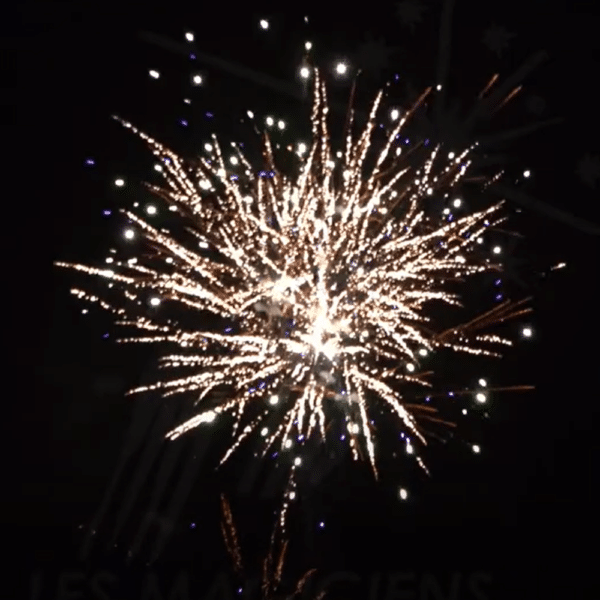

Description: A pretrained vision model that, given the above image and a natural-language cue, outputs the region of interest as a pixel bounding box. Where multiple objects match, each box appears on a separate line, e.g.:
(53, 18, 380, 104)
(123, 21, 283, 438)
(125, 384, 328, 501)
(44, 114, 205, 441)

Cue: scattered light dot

(115, 178, 125, 187)
(462, 409, 467, 415)
(476, 393, 487, 403)
(523, 170, 531, 178)
(145, 204, 157, 215)
(335, 62, 348, 75)
(277, 120, 285, 130)
(418, 348, 428, 357)
(318, 521, 325, 528)
(105, 257, 114, 264)
(198, 241, 209, 249)
(259, 19, 269, 30)
(493, 246, 502, 254)
(192, 75, 202, 85)
(436, 84, 442, 90)
(284, 439, 292, 449)
(448, 152, 455, 160)
(230, 156, 239, 165)
(153, 164, 163, 172)
(300, 66, 310, 79)
(305, 41, 312, 50)
(406, 363, 415, 372)
(399, 488, 408, 500)
(297, 143, 307, 155)
(289, 491, 296, 500)
(269, 395, 279, 405)
(390, 109, 400, 121)
(443, 208, 450, 215)
(247, 110, 254, 119)
(149, 297, 161, 307)
(204, 411, 216, 423)
(294, 457, 302, 466)
(477, 237, 484, 244)
(478, 378, 487, 387)
(260, 427, 268, 436)
(406, 443, 413, 454)
(452, 198, 462, 208)
(204, 143, 213, 152)
(124, 228, 135, 240)
(149, 70, 160, 79)
(522, 326, 533, 338)
(185, 32, 194, 42)
(472, 444, 481, 453)
(266, 116, 274, 127)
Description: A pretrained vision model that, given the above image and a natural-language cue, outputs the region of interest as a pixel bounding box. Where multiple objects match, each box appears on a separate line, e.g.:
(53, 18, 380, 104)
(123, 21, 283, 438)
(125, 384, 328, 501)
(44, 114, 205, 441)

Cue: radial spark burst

(56, 71, 531, 497)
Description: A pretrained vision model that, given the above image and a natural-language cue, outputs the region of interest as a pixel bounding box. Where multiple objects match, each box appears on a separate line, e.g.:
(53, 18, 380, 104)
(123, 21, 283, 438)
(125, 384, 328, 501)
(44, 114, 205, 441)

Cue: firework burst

(56, 70, 532, 531)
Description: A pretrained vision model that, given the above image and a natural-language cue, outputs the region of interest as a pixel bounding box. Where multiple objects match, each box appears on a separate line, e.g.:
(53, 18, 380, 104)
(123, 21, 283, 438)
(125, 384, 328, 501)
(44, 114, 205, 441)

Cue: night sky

(7, 1, 600, 599)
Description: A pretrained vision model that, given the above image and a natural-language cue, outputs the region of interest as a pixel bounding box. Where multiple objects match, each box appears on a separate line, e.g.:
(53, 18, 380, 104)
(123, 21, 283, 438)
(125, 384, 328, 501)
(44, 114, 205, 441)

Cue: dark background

(5, 0, 600, 598)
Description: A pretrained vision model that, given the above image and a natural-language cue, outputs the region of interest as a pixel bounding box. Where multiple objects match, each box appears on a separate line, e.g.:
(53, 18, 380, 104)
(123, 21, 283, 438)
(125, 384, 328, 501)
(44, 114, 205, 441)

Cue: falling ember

(56, 70, 532, 515)
(220, 494, 324, 600)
